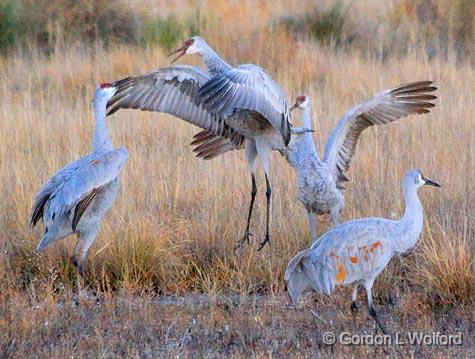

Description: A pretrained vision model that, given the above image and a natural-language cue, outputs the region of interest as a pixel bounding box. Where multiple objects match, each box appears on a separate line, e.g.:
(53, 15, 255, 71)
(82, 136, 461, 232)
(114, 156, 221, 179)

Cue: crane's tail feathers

(286, 269, 311, 304)
(36, 233, 53, 253)
(285, 247, 335, 302)
(300, 257, 333, 295)
(285, 248, 312, 304)
(35, 225, 70, 253)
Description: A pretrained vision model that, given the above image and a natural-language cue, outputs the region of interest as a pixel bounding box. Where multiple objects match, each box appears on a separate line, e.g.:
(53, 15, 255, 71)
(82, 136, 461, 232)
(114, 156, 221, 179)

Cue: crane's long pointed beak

(168, 46, 187, 64)
(423, 177, 441, 187)
(290, 103, 298, 112)
(291, 127, 314, 134)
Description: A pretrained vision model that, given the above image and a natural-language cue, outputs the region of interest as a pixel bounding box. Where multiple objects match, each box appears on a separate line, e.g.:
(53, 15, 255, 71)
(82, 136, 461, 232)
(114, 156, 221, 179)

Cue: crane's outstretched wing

(323, 81, 437, 188)
(197, 64, 291, 145)
(189, 129, 245, 160)
(34, 148, 128, 230)
(106, 65, 243, 148)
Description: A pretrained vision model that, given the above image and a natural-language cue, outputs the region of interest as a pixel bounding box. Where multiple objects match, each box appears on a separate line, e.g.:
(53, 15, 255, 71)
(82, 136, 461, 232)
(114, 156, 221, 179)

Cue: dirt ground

(1, 289, 473, 358)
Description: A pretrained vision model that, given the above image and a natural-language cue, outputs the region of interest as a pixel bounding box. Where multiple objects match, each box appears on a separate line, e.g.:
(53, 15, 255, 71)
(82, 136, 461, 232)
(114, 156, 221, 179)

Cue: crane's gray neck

(92, 95, 113, 154)
(199, 44, 232, 75)
(287, 108, 320, 168)
(394, 183, 424, 253)
(298, 108, 317, 152)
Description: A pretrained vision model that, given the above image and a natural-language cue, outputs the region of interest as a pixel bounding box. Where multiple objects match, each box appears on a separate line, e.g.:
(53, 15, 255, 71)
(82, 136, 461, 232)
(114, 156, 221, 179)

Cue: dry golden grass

(0, 0, 474, 356)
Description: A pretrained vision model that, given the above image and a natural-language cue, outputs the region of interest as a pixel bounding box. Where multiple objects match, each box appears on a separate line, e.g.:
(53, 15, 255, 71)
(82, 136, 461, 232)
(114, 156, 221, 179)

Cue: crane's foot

(257, 234, 271, 251)
(234, 230, 253, 250)
(369, 306, 388, 335)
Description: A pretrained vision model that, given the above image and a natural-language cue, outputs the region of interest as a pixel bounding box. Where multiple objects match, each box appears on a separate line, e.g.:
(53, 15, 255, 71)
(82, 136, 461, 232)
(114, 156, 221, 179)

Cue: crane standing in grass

(287, 82, 437, 241)
(31, 84, 128, 282)
(107, 36, 311, 250)
(284, 169, 440, 333)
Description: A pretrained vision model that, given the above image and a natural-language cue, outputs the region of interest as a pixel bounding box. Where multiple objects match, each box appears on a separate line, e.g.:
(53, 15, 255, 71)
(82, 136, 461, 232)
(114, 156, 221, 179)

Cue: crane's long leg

(351, 283, 359, 322)
(307, 210, 317, 243)
(77, 228, 98, 277)
(235, 174, 257, 249)
(351, 284, 359, 314)
(245, 174, 257, 239)
(365, 280, 388, 334)
(255, 140, 272, 251)
(386, 259, 399, 307)
(236, 141, 258, 249)
(257, 174, 271, 251)
(330, 206, 340, 226)
(70, 239, 81, 273)
(351, 283, 359, 329)
(72, 225, 99, 299)
(387, 287, 397, 307)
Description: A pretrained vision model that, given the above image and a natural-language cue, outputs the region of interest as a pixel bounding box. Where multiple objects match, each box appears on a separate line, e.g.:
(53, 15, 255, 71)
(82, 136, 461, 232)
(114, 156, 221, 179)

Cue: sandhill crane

(284, 169, 440, 333)
(31, 84, 128, 282)
(106, 36, 307, 250)
(286, 82, 437, 241)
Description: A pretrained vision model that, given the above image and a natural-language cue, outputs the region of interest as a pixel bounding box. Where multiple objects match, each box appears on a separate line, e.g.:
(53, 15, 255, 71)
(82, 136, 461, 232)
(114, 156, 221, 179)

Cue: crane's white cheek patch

(186, 43, 199, 55)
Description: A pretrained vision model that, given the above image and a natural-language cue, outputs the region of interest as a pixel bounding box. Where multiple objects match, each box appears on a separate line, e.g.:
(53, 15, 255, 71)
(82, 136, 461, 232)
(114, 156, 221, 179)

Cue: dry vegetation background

(0, 0, 474, 357)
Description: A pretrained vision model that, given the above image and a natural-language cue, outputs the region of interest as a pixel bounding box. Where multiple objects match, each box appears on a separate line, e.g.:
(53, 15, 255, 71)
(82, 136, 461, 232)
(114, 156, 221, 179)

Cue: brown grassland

(0, 0, 474, 357)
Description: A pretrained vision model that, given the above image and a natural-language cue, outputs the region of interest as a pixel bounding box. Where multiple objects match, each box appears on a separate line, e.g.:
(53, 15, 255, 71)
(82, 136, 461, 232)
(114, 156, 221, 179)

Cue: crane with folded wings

(31, 84, 128, 280)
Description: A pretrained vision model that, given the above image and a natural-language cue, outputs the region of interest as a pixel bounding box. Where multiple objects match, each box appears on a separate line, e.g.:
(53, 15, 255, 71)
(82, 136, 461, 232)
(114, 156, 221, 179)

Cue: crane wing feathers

(30, 193, 50, 227)
(285, 218, 395, 302)
(72, 186, 105, 232)
(43, 148, 127, 227)
(323, 81, 437, 186)
(30, 155, 95, 227)
(198, 64, 291, 145)
(106, 65, 240, 145)
(190, 129, 245, 159)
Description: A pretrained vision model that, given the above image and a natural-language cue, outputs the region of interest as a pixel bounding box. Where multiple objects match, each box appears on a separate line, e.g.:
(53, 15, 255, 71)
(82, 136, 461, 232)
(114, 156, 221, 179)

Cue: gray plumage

(287, 82, 437, 241)
(31, 85, 128, 277)
(284, 169, 441, 333)
(106, 36, 298, 250)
